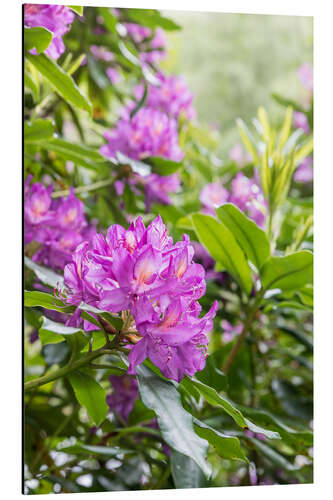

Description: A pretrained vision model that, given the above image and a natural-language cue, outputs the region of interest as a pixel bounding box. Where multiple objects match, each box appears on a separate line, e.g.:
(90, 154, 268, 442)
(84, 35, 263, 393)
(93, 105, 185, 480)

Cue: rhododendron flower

(63, 215, 218, 382)
(24, 4, 75, 59)
(229, 172, 267, 227)
(293, 111, 310, 134)
(200, 173, 267, 227)
(107, 375, 138, 421)
(132, 73, 196, 121)
(90, 44, 114, 62)
(221, 320, 243, 343)
(294, 156, 313, 183)
(106, 67, 120, 84)
(24, 178, 96, 270)
(229, 143, 252, 166)
(143, 173, 181, 211)
(199, 183, 229, 216)
(124, 23, 167, 64)
(100, 107, 184, 162)
(298, 62, 313, 93)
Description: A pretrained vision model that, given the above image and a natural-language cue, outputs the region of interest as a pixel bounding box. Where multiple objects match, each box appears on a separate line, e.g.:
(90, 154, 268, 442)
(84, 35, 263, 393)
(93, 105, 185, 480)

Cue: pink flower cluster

(133, 73, 196, 121)
(124, 23, 167, 65)
(24, 177, 96, 270)
(24, 4, 75, 59)
(200, 172, 267, 228)
(100, 107, 184, 210)
(63, 215, 218, 381)
(101, 107, 183, 162)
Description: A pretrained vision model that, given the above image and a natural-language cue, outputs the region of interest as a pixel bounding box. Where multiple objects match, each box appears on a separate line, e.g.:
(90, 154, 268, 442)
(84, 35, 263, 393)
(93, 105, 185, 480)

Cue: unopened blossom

(107, 375, 138, 421)
(199, 183, 229, 216)
(100, 107, 184, 162)
(294, 156, 313, 184)
(24, 177, 96, 270)
(133, 73, 196, 121)
(298, 62, 313, 93)
(24, 4, 75, 59)
(293, 111, 310, 134)
(63, 215, 218, 381)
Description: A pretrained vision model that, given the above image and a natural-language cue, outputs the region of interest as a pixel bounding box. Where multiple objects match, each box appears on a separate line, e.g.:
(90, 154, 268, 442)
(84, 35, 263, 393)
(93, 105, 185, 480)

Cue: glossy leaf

(170, 450, 207, 489)
(24, 291, 73, 314)
(216, 203, 270, 270)
(24, 256, 63, 288)
(24, 26, 52, 53)
(126, 9, 181, 31)
(68, 371, 109, 426)
(191, 213, 252, 294)
(41, 138, 106, 170)
(261, 251, 313, 292)
(136, 365, 211, 477)
(194, 419, 248, 462)
(146, 156, 183, 176)
(189, 379, 280, 439)
(24, 119, 55, 143)
(26, 53, 92, 113)
(68, 5, 84, 16)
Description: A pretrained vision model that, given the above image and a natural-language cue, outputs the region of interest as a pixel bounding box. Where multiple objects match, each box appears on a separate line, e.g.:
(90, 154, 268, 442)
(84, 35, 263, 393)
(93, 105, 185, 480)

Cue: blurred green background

(162, 11, 313, 151)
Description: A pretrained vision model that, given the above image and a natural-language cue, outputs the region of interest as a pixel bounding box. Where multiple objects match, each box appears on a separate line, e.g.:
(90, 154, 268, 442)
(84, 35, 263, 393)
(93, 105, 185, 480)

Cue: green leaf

(41, 138, 106, 170)
(237, 118, 259, 164)
(170, 450, 207, 489)
(195, 355, 228, 392)
(68, 5, 84, 16)
(188, 378, 246, 427)
(146, 156, 183, 176)
(278, 106, 293, 152)
(271, 93, 306, 114)
(191, 213, 252, 294)
(40, 316, 82, 338)
(97, 7, 118, 33)
(126, 9, 181, 31)
(294, 137, 313, 165)
(261, 251, 313, 292)
(136, 365, 211, 478)
(25, 256, 63, 288)
(189, 379, 280, 439)
(24, 119, 55, 143)
(24, 26, 53, 53)
(42, 342, 69, 366)
(245, 437, 298, 471)
(194, 419, 248, 462)
(24, 71, 38, 100)
(24, 291, 73, 314)
(237, 405, 313, 446)
(26, 53, 92, 113)
(57, 442, 131, 457)
(216, 203, 270, 270)
(130, 81, 148, 119)
(68, 371, 109, 426)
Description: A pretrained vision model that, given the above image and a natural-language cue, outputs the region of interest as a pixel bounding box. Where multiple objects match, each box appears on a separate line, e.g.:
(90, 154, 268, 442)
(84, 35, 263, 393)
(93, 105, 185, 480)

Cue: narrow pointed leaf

(26, 53, 92, 113)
